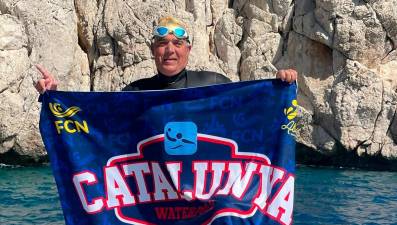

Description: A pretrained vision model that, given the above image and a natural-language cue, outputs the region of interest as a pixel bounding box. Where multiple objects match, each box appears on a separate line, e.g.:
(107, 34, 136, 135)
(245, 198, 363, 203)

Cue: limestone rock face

(0, 0, 89, 164)
(214, 9, 242, 81)
(0, 0, 396, 169)
(286, 0, 397, 166)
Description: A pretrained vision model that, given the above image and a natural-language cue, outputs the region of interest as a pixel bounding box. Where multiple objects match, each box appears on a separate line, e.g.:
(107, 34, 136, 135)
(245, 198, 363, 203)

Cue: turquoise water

(0, 165, 396, 225)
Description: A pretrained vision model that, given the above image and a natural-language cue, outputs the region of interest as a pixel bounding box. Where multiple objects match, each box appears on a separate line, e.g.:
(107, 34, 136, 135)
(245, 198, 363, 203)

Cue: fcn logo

(49, 103, 89, 134)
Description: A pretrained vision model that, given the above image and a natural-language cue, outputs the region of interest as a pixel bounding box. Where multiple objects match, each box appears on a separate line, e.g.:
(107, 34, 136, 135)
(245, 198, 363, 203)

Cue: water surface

(1, 165, 396, 224)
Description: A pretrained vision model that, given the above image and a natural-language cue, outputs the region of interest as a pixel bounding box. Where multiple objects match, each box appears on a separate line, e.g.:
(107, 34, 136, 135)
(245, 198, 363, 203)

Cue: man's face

(152, 34, 191, 76)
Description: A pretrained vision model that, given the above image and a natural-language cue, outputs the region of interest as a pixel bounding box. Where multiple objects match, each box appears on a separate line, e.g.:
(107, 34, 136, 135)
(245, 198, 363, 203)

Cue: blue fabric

(40, 79, 297, 225)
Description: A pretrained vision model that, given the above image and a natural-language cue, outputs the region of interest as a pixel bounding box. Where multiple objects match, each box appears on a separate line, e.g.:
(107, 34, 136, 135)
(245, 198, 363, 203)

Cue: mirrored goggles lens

(154, 26, 187, 39)
(156, 27, 169, 36)
(173, 27, 186, 38)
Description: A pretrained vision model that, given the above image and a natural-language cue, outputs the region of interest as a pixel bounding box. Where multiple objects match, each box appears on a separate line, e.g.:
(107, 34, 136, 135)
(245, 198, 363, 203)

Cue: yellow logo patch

(283, 100, 298, 120)
(281, 100, 299, 137)
(49, 103, 81, 118)
(49, 103, 89, 135)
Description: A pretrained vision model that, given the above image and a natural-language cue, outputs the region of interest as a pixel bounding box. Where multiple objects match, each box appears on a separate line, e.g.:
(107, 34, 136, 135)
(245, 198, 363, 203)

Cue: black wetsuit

(122, 69, 231, 91)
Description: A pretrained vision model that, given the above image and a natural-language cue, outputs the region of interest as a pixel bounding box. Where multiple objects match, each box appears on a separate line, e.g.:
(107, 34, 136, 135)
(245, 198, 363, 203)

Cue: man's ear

(187, 42, 192, 52)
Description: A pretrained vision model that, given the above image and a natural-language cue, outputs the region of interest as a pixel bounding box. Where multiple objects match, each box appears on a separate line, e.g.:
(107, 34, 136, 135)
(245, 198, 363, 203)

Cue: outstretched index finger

(35, 64, 51, 79)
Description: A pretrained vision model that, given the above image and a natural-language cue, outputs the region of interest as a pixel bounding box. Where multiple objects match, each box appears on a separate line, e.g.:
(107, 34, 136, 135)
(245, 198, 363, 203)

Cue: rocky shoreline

(1, 0, 396, 169)
(2, 145, 396, 172)
(296, 144, 397, 172)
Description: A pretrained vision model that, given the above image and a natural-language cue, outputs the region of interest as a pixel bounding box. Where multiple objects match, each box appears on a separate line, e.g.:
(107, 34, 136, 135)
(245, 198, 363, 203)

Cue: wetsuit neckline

(156, 69, 187, 85)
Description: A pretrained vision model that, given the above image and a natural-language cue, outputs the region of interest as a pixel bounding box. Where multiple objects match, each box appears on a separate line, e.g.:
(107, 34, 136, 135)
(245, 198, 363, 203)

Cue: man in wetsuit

(35, 16, 297, 93)
(122, 17, 232, 91)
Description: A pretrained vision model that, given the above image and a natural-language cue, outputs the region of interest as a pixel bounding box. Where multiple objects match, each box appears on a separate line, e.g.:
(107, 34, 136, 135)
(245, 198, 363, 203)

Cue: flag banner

(39, 79, 297, 225)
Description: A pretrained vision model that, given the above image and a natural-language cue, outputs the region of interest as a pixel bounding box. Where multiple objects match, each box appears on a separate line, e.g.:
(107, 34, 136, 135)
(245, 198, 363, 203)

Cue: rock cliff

(0, 0, 396, 170)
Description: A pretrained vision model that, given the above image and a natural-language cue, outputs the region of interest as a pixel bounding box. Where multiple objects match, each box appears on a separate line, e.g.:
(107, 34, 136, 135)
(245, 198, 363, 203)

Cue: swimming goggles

(153, 26, 188, 39)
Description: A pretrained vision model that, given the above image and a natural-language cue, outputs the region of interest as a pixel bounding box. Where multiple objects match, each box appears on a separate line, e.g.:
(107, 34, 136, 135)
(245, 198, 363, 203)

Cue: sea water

(0, 165, 396, 225)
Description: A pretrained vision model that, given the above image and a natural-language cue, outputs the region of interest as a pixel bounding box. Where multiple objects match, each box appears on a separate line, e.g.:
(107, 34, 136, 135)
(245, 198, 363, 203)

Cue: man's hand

(35, 64, 58, 94)
(276, 69, 298, 83)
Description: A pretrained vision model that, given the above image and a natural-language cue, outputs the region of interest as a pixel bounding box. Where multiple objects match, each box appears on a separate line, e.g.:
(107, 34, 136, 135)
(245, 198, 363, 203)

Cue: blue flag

(40, 79, 297, 225)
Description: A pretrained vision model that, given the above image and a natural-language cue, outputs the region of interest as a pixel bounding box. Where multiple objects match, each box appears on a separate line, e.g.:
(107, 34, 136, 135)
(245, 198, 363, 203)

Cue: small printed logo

(164, 122, 197, 155)
(49, 103, 89, 135)
(49, 103, 81, 118)
(283, 100, 298, 120)
(281, 99, 299, 137)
